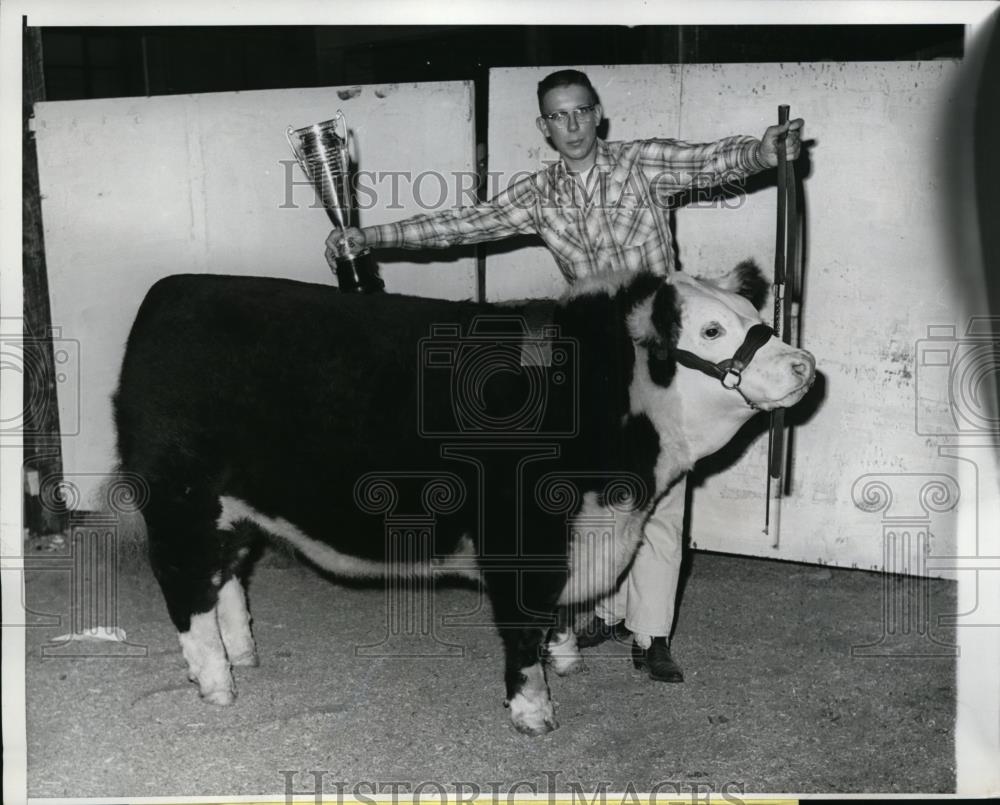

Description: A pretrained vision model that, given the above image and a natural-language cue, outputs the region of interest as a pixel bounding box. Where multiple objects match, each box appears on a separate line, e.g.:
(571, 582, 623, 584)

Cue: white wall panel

(35, 81, 476, 505)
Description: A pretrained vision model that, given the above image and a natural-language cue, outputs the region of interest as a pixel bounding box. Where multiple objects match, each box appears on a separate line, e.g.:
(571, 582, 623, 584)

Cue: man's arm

(637, 118, 804, 191)
(326, 173, 540, 264)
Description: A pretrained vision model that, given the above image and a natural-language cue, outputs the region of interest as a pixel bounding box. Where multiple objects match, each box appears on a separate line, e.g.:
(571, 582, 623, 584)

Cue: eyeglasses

(540, 105, 598, 127)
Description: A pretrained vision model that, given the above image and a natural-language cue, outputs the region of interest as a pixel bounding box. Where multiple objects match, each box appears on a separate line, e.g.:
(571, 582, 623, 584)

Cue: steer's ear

(644, 282, 681, 387)
(715, 259, 769, 310)
(623, 274, 679, 387)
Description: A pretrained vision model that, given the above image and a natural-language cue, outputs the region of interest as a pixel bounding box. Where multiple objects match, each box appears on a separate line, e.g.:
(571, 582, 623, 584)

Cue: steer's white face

(636, 269, 816, 465)
(672, 271, 816, 412)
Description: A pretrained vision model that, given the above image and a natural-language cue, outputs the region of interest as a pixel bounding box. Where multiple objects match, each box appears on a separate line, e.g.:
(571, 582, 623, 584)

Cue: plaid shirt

(365, 136, 770, 282)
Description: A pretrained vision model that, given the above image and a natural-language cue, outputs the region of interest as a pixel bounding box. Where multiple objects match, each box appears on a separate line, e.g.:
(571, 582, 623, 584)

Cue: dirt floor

(23, 543, 956, 798)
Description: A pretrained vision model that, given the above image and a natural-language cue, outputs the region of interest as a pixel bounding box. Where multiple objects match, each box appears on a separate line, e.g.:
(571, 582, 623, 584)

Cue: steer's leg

(546, 607, 585, 676)
(145, 487, 245, 705)
(178, 606, 233, 705)
(216, 574, 258, 667)
(485, 569, 560, 736)
(500, 625, 556, 735)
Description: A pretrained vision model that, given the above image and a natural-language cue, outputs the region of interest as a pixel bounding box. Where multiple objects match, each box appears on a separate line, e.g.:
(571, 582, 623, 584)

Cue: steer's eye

(701, 323, 724, 340)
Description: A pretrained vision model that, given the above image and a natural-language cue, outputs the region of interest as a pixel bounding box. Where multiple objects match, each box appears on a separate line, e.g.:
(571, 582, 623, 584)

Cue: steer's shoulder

(563, 270, 643, 302)
(560, 269, 667, 307)
(555, 270, 672, 339)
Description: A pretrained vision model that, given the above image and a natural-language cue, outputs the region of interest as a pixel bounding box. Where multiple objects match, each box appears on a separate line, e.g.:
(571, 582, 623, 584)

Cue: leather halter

(674, 322, 775, 409)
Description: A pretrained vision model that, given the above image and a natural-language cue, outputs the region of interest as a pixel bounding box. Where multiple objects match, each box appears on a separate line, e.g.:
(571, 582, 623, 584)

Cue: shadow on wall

(942, 11, 1000, 425)
(974, 13, 1000, 423)
(375, 243, 479, 266)
(689, 369, 827, 490)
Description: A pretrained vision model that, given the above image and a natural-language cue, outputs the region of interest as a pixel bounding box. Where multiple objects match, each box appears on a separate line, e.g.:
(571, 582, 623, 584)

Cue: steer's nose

(790, 353, 816, 382)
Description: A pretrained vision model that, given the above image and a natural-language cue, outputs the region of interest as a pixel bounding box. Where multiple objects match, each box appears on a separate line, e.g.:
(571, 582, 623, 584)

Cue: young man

(327, 69, 802, 681)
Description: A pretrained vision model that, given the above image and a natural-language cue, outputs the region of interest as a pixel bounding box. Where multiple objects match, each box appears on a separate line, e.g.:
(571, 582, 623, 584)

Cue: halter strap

(673, 323, 775, 407)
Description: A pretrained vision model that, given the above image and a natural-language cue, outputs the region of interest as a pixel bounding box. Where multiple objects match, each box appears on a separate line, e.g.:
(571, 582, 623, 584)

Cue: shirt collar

(554, 138, 610, 181)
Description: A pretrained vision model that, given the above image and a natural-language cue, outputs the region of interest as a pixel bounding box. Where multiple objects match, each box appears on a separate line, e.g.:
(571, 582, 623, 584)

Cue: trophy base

(335, 249, 385, 294)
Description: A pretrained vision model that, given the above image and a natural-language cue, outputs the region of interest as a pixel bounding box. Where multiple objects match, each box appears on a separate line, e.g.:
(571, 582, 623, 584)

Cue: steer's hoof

(510, 710, 559, 736)
(506, 695, 559, 736)
(549, 656, 586, 677)
(229, 650, 260, 668)
(200, 687, 236, 706)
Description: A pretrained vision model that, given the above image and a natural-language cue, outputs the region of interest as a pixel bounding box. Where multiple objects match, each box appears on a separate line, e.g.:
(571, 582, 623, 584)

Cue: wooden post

(22, 24, 67, 534)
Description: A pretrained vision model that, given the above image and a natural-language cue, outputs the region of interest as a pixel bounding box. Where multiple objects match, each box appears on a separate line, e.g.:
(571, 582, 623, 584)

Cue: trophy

(286, 111, 384, 293)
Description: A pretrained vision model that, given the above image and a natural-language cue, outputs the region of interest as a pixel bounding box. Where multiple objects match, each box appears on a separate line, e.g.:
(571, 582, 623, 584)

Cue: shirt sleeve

(363, 173, 540, 250)
(635, 136, 772, 193)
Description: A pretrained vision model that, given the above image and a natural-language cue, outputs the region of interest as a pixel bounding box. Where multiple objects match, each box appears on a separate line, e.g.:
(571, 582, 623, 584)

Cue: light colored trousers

(595, 476, 686, 643)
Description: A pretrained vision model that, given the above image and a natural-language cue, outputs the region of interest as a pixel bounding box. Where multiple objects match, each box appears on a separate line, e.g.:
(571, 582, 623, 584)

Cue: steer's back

(113, 274, 498, 557)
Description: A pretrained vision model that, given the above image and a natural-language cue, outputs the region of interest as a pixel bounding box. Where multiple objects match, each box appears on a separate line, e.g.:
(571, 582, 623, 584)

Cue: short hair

(536, 69, 600, 111)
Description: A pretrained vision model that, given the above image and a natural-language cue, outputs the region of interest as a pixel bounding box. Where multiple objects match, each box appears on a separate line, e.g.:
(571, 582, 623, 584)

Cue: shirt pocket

(609, 188, 650, 231)
(592, 242, 648, 274)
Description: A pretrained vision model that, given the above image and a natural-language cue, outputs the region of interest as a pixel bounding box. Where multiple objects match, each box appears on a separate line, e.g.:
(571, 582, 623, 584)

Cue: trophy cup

(286, 112, 384, 293)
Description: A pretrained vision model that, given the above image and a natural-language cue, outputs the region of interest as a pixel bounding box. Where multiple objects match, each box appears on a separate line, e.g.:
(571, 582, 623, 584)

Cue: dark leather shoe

(575, 615, 630, 649)
(632, 637, 684, 682)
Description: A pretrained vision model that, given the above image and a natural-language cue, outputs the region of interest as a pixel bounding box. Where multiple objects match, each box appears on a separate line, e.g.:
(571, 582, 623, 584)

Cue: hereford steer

(113, 262, 815, 735)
